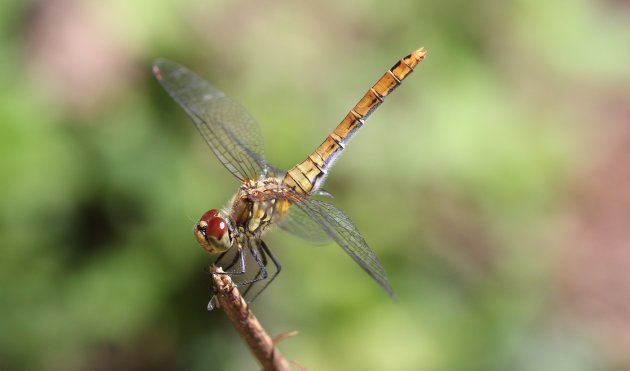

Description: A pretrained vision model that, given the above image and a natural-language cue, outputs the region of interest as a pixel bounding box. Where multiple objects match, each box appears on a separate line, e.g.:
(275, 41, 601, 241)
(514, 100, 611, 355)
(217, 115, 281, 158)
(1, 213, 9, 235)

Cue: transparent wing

(294, 198, 395, 298)
(277, 205, 332, 244)
(153, 59, 274, 180)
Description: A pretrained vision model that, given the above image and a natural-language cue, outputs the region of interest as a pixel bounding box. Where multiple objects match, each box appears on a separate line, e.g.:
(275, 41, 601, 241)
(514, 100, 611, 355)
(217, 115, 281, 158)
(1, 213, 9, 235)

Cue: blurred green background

(2, 0, 630, 370)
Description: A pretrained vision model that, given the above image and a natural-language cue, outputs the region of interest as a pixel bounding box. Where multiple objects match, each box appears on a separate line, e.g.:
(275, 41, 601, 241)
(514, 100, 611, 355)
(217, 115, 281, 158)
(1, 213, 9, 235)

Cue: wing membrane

(153, 59, 273, 180)
(278, 205, 332, 244)
(294, 198, 395, 298)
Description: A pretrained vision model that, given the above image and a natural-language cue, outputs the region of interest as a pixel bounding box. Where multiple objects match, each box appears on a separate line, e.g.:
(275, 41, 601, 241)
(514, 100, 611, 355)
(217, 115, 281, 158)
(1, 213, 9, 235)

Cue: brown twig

(210, 265, 291, 371)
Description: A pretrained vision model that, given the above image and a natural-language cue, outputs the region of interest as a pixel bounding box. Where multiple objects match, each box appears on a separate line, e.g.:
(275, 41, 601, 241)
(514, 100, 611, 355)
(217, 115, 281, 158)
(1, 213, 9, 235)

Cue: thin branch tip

(209, 265, 291, 371)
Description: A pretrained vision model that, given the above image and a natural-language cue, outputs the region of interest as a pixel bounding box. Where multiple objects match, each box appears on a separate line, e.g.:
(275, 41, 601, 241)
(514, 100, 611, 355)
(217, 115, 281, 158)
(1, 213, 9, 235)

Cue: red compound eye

(206, 217, 227, 239)
(200, 209, 219, 223)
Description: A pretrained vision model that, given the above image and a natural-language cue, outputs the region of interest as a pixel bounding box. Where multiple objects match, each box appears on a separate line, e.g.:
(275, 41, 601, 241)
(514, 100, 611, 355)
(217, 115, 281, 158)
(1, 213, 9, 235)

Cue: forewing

(294, 198, 395, 298)
(153, 59, 274, 180)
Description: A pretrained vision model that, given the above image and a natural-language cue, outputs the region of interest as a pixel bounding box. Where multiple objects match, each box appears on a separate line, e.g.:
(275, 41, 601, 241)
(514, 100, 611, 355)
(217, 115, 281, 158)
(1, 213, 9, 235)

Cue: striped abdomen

(283, 48, 427, 195)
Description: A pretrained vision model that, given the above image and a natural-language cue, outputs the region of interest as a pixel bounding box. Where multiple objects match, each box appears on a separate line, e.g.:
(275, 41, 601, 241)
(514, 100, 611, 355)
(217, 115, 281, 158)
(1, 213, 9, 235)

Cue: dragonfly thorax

(232, 177, 292, 236)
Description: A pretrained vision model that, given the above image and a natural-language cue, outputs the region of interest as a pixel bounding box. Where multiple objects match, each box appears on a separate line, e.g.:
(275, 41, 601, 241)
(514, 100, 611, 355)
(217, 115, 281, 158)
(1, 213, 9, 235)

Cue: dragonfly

(153, 48, 427, 305)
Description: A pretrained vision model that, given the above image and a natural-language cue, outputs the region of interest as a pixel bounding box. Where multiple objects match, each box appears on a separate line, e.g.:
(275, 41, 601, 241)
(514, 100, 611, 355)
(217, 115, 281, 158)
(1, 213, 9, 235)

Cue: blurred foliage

(1, 0, 629, 370)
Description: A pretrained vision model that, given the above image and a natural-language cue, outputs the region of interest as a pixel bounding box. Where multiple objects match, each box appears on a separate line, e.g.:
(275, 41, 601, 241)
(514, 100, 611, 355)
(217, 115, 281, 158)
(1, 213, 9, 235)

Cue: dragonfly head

(194, 209, 233, 253)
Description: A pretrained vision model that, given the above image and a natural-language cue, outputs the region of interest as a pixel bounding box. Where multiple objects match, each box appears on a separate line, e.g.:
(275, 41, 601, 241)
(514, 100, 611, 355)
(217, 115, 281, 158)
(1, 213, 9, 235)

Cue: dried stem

(210, 265, 291, 371)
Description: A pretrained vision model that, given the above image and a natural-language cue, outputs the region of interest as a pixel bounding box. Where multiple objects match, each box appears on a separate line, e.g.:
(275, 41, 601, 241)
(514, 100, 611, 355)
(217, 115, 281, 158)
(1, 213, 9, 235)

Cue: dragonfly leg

(209, 241, 279, 306)
(236, 243, 269, 287)
(214, 250, 231, 269)
(241, 244, 269, 298)
(211, 247, 247, 276)
(246, 240, 281, 303)
(207, 242, 272, 310)
(207, 248, 247, 311)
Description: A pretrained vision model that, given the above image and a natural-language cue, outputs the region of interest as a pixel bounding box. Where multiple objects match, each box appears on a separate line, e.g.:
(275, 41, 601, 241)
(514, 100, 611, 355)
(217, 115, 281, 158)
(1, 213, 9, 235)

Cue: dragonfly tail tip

(413, 47, 428, 60)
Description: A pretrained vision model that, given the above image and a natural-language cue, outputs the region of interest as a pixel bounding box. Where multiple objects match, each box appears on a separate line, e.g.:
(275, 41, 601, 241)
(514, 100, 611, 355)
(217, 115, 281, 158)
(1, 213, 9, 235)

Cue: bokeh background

(2, 0, 630, 370)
